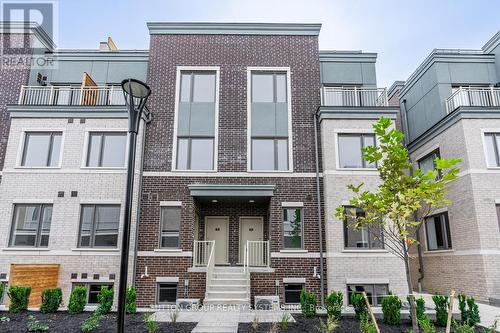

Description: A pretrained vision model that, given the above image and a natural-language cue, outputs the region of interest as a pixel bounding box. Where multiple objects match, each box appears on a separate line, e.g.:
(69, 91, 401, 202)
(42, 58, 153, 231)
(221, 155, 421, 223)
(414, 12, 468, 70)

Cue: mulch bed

(0, 311, 196, 333)
(238, 314, 484, 333)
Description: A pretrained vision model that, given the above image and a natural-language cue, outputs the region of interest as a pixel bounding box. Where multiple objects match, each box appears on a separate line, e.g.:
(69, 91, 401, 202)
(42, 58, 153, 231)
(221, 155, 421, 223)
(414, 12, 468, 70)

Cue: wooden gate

(9, 264, 60, 307)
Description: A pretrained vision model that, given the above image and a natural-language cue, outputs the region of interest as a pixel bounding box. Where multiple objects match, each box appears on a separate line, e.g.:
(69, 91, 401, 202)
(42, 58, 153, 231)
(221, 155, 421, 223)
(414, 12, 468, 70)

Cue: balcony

(446, 87, 500, 113)
(321, 87, 388, 107)
(18, 85, 126, 106)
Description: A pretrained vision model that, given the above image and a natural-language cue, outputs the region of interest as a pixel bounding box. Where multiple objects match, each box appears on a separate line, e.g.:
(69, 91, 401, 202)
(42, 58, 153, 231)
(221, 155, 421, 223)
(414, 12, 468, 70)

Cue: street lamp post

(117, 79, 151, 333)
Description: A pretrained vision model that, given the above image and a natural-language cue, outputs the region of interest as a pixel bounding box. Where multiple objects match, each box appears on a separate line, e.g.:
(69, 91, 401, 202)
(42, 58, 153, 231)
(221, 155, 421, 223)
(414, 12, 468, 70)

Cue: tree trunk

(403, 241, 420, 333)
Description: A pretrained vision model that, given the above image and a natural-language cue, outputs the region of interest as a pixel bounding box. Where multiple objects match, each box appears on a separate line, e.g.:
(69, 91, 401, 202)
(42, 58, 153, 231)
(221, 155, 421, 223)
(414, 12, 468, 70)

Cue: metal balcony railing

(446, 87, 500, 113)
(18, 85, 126, 106)
(321, 87, 388, 107)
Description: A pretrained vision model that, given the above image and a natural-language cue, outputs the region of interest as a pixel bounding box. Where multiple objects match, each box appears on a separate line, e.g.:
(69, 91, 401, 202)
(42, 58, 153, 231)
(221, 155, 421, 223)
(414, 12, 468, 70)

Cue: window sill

(424, 249, 454, 254)
(248, 170, 293, 173)
(71, 248, 120, 252)
(80, 167, 127, 171)
(171, 169, 217, 173)
(2, 247, 50, 251)
(342, 249, 388, 253)
(14, 166, 61, 170)
(336, 168, 377, 171)
(154, 248, 182, 252)
(280, 249, 307, 253)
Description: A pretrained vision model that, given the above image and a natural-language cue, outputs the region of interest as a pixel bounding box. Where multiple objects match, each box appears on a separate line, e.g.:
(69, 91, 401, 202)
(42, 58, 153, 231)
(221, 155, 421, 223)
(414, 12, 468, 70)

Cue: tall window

(21, 132, 62, 167)
(496, 205, 500, 233)
(160, 206, 181, 248)
(283, 208, 303, 249)
(425, 212, 452, 251)
(176, 71, 217, 170)
(86, 132, 127, 167)
(484, 133, 500, 167)
(250, 71, 290, 171)
(343, 206, 383, 249)
(78, 205, 120, 248)
(9, 204, 52, 247)
(337, 133, 376, 169)
(418, 149, 441, 179)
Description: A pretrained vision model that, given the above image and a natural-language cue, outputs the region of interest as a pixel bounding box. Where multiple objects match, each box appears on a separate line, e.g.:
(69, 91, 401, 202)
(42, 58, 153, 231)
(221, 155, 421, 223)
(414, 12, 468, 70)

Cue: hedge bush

(325, 290, 343, 321)
(7, 285, 31, 313)
(458, 294, 480, 325)
(67, 286, 87, 314)
(125, 287, 137, 314)
(299, 289, 317, 317)
(350, 292, 367, 320)
(381, 294, 401, 325)
(96, 286, 114, 315)
(40, 288, 62, 313)
(431, 293, 449, 327)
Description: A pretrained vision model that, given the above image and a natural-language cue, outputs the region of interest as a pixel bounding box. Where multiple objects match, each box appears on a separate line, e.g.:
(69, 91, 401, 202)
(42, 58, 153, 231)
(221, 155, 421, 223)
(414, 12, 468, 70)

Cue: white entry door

(205, 217, 229, 265)
(239, 217, 264, 263)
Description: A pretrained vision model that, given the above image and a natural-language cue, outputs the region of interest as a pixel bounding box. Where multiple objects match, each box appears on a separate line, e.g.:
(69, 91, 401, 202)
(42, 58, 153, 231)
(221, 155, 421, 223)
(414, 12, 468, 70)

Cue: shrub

(7, 285, 31, 313)
(96, 286, 114, 315)
(68, 286, 87, 314)
(125, 287, 137, 314)
(143, 313, 158, 333)
(459, 294, 480, 325)
(279, 313, 291, 330)
(418, 315, 437, 333)
(325, 290, 343, 321)
(381, 294, 401, 325)
(40, 288, 62, 313)
(453, 320, 475, 333)
(359, 313, 377, 333)
(300, 289, 317, 317)
(350, 292, 367, 320)
(317, 314, 338, 333)
(0, 283, 3, 302)
(251, 316, 259, 330)
(407, 296, 426, 322)
(27, 314, 49, 332)
(431, 293, 449, 327)
(81, 313, 103, 332)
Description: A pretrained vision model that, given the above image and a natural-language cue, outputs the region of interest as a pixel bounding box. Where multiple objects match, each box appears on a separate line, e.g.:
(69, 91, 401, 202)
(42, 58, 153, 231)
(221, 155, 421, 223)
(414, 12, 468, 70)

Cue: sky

(54, 0, 500, 88)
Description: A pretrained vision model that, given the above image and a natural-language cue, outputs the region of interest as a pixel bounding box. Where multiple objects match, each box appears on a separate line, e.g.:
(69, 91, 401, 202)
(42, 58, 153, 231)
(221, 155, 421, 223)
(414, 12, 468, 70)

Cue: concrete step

(206, 291, 248, 299)
(210, 278, 247, 285)
(209, 284, 247, 292)
(213, 266, 243, 272)
(203, 298, 250, 305)
(191, 324, 238, 333)
(212, 272, 246, 279)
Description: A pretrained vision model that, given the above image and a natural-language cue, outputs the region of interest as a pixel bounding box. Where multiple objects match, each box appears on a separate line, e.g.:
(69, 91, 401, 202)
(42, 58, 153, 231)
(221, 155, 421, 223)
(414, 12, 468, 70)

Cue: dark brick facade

(0, 33, 31, 176)
(137, 32, 326, 306)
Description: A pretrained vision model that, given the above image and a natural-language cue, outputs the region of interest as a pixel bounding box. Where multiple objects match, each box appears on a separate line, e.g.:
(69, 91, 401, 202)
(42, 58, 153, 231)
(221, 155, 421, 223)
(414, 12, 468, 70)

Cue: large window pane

(22, 132, 62, 167)
(284, 284, 303, 304)
(425, 213, 452, 251)
(87, 133, 126, 168)
(79, 205, 120, 248)
(348, 284, 387, 306)
(158, 283, 177, 303)
(343, 207, 383, 249)
(10, 204, 52, 247)
(277, 139, 288, 171)
(160, 207, 181, 248)
(252, 139, 274, 170)
(275, 74, 287, 103)
(338, 135, 362, 168)
(176, 138, 189, 170)
(485, 133, 500, 167)
(180, 73, 192, 102)
(193, 73, 215, 102)
(283, 208, 303, 249)
(252, 74, 274, 102)
(79, 206, 94, 247)
(190, 139, 214, 170)
(87, 134, 102, 167)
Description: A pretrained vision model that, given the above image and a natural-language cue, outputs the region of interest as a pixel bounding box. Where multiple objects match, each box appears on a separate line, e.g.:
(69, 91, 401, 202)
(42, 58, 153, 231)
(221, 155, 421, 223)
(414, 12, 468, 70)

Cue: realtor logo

(1, 0, 58, 69)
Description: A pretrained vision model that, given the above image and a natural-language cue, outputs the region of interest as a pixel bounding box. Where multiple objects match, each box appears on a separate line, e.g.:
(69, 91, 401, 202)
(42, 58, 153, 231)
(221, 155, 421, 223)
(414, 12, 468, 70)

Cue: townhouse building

(398, 31, 500, 305)
(0, 23, 149, 306)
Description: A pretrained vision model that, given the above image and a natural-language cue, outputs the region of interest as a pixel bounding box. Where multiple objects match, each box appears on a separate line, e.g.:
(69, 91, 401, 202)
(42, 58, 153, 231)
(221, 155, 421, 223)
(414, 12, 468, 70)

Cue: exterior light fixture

(117, 78, 151, 333)
(249, 200, 255, 203)
(212, 199, 218, 203)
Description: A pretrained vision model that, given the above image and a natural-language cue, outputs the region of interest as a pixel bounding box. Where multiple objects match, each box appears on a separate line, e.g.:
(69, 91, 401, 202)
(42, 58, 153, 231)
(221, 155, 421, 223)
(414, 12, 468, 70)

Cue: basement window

(284, 283, 304, 304)
(157, 283, 178, 304)
(72, 283, 113, 305)
(347, 284, 388, 306)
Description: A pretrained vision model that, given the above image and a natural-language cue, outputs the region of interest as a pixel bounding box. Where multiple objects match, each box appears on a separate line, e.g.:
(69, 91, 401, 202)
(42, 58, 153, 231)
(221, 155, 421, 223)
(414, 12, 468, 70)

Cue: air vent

(93, 274, 99, 280)
(58, 191, 64, 197)
(81, 273, 88, 279)
(71, 191, 78, 197)
(68, 118, 74, 123)
(80, 118, 86, 124)
(71, 273, 77, 279)
(109, 274, 115, 280)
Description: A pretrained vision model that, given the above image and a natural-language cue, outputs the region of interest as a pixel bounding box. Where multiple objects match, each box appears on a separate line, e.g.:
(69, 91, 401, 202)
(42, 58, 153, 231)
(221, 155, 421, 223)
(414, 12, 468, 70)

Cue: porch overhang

(188, 184, 276, 198)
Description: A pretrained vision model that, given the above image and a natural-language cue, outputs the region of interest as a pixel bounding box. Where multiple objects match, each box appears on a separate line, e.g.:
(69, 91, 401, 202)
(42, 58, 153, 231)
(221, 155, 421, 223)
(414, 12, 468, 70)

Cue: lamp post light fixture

(117, 79, 151, 333)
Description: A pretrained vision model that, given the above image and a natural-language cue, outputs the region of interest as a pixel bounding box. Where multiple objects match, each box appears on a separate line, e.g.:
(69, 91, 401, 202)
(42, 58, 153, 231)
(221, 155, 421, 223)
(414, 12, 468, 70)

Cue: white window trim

(80, 128, 129, 170)
(247, 66, 293, 173)
(16, 129, 66, 169)
(481, 129, 500, 170)
(414, 144, 440, 163)
(423, 210, 451, 252)
(281, 202, 304, 207)
(334, 130, 378, 171)
(171, 66, 220, 172)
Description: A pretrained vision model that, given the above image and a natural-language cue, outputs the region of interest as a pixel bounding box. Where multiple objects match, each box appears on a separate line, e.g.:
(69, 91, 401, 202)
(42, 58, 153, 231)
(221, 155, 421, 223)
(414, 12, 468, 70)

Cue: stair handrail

(205, 240, 216, 298)
(244, 241, 250, 302)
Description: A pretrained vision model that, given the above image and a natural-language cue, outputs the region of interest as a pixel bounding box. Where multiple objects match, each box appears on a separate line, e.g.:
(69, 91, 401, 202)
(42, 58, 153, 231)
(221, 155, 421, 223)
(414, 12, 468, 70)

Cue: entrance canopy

(188, 184, 275, 204)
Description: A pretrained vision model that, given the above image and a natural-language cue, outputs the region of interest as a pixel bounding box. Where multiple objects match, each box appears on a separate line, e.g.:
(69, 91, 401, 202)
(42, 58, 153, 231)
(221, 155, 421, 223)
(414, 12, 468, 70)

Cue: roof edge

(146, 22, 321, 36)
(0, 21, 55, 51)
(482, 30, 500, 53)
(319, 50, 377, 63)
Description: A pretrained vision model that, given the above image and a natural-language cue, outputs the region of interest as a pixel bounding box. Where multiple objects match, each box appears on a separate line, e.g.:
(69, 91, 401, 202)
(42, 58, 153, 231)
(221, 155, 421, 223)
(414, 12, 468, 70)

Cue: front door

(239, 217, 264, 263)
(205, 217, 229, 265)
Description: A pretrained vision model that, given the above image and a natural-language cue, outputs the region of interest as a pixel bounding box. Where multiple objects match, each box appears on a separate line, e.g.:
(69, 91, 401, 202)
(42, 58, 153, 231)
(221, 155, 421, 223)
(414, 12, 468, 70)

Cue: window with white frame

(484, 133, 500, 167)
(283, 208, 303, 249)
(337, 133, 376, 169)
(21, 132, 62, 167)
(157, 283, 178, 304)
(418, 149, 441, 178)
(347, 284, 388, 306)
(72, 283, 113, 304)
(250, 71, 290, 171)
(343, 206, 383, 249)
(86, 132, 127, 167)
(425, 212, 452, 251)
(160, 206, 181, 248)
(0, 281, 7, 304)
(9, 204, 52, 247)
(78, 205, 120, 248)
(496, 204, 500, 233)
(284, 283, 304, 304)
(175, 70, 217, 170)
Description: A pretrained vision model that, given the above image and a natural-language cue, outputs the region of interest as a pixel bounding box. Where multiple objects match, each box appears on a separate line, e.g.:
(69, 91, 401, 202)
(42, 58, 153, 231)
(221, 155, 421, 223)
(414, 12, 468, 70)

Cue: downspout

(313, 111, 325, 307)
(131, 111, 151, 286)
(408, 153, 424, 292)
